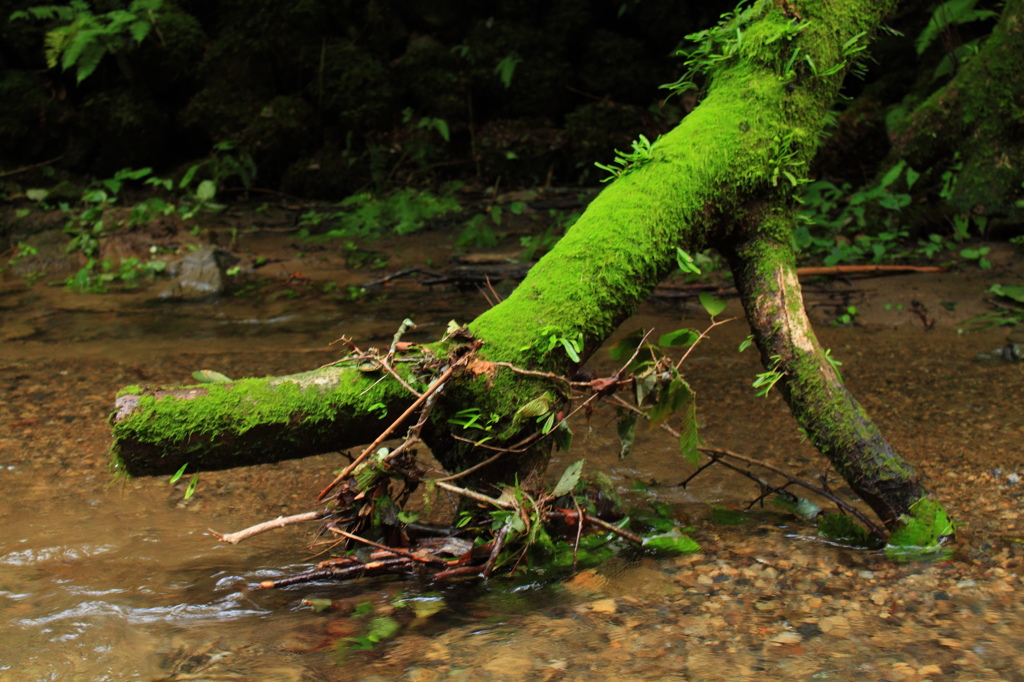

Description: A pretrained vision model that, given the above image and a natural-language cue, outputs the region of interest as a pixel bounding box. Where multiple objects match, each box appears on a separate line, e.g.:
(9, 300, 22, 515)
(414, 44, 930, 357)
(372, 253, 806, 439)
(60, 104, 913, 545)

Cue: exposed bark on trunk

(112, 0, 945, 537)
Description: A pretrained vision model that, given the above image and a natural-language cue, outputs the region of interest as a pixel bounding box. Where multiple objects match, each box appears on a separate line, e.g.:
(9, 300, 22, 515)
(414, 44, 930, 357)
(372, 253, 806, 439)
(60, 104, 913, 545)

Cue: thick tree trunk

(112, 0, 945, 537)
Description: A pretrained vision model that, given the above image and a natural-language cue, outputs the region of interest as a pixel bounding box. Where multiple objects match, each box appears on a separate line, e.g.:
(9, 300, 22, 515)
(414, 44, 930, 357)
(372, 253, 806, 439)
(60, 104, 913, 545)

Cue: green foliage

(886, 498, 955, 560)
(494, 53, 521, 89)
(660, 1, 762, 96)
(11, 0, 164, 83)
(675, 248, 701, 275)
(594, 134, 657, 183)
(769, 131, 807, 188)
(960, 283, 1024, 331)
(300, 188, 460, 242)
(698, 292, 726, 318)
(402, 108, 450, 143)
(959, 246, 991, 269)
(915, 0, 997, 56)
(752, 355, 783, 397)
(794, 163, 930, 266)
(834, 305, 858, 326)
(168, 462, 199, 500)
(44, 166, 217, 292)
(551, 459, 584, 498)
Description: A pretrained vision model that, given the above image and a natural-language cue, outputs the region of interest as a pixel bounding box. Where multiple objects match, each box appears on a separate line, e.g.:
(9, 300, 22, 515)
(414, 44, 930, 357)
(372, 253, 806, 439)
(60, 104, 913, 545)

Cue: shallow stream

(2, 248, 1024, 681)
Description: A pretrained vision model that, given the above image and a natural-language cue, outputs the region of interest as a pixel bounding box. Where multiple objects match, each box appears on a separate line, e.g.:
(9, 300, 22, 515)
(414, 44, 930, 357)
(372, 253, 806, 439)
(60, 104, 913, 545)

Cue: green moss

(116, 385, 143, 397)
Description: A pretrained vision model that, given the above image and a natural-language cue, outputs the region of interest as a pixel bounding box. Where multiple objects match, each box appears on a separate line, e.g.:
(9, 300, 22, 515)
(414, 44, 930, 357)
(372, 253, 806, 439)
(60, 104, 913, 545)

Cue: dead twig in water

(211, 510, 327, 544)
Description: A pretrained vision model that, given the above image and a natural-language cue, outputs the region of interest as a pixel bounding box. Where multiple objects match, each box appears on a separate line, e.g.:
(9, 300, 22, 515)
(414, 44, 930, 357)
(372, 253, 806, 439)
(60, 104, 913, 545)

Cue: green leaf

(552, 420, 573, 451)
(366, 616, 400, 642)
(643, 532, 700, 555)
(169, 462, 188, 484)
(184, 474, 198, 499)
(634, 371, 658, 406)
(128, 19, 152, 44)
(905, 166, 920, 189)
(196, 180, 217, 202)
(989, 283, 1024, 303)
(675, 247, 701, 274)
(698, 292, 727, 318)
(396, 510, 420, 524)
(559, 337, 581, 363)
(179, 164, 199, 189)
(678, 399, 699, 467)
(659, 328, 699, 348)
(552, 459, 585, 498)
(887, 498, 955, 556)
(433, 118, 450, 142)
(879, 160, 905, 188)
(192, 369, 233, 383)
(516, 395, 552, 419)
(648, 377, 694, 428)
(617, 412, 638, 459)
(26, 188, 48, 202)
(609, 329, 646, 362)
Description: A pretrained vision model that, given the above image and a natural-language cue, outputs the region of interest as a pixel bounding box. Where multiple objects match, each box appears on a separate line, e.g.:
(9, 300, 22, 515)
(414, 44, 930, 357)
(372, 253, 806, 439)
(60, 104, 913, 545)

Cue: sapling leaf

(516, 395, 551, 419)
(659, 328, 699, 348)
(552, 459, 585, 498)
(879, 160, 905, 188)
(559, 337, 581, 362)
(649, 377, 694, 428)
(675, 247, 701, 274)
(699, 292, 727, 318)
(678, 398, 700, 467)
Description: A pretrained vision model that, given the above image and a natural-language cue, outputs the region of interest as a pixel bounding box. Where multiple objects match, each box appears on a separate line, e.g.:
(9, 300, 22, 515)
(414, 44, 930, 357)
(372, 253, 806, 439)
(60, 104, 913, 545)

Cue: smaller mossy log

(110, 363, 422, 476)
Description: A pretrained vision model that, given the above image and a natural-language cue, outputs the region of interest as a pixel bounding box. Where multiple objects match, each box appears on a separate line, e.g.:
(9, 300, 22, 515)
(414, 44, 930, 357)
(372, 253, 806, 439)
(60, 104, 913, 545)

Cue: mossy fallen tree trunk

(112, 0, 947, 540)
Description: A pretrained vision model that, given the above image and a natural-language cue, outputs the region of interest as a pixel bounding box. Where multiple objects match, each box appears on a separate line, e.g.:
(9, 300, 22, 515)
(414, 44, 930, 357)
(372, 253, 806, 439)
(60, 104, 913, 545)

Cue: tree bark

(112, 0, 944, 536)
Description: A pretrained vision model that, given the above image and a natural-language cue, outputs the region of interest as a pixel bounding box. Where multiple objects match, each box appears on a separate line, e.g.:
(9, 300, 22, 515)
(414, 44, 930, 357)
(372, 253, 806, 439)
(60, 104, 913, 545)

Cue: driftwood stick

(211, 510, 326, 544)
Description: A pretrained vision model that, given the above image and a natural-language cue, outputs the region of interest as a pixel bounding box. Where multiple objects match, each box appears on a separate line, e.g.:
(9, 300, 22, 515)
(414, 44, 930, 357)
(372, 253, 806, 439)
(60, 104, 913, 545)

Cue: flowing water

(2, 243, 1024, 681)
